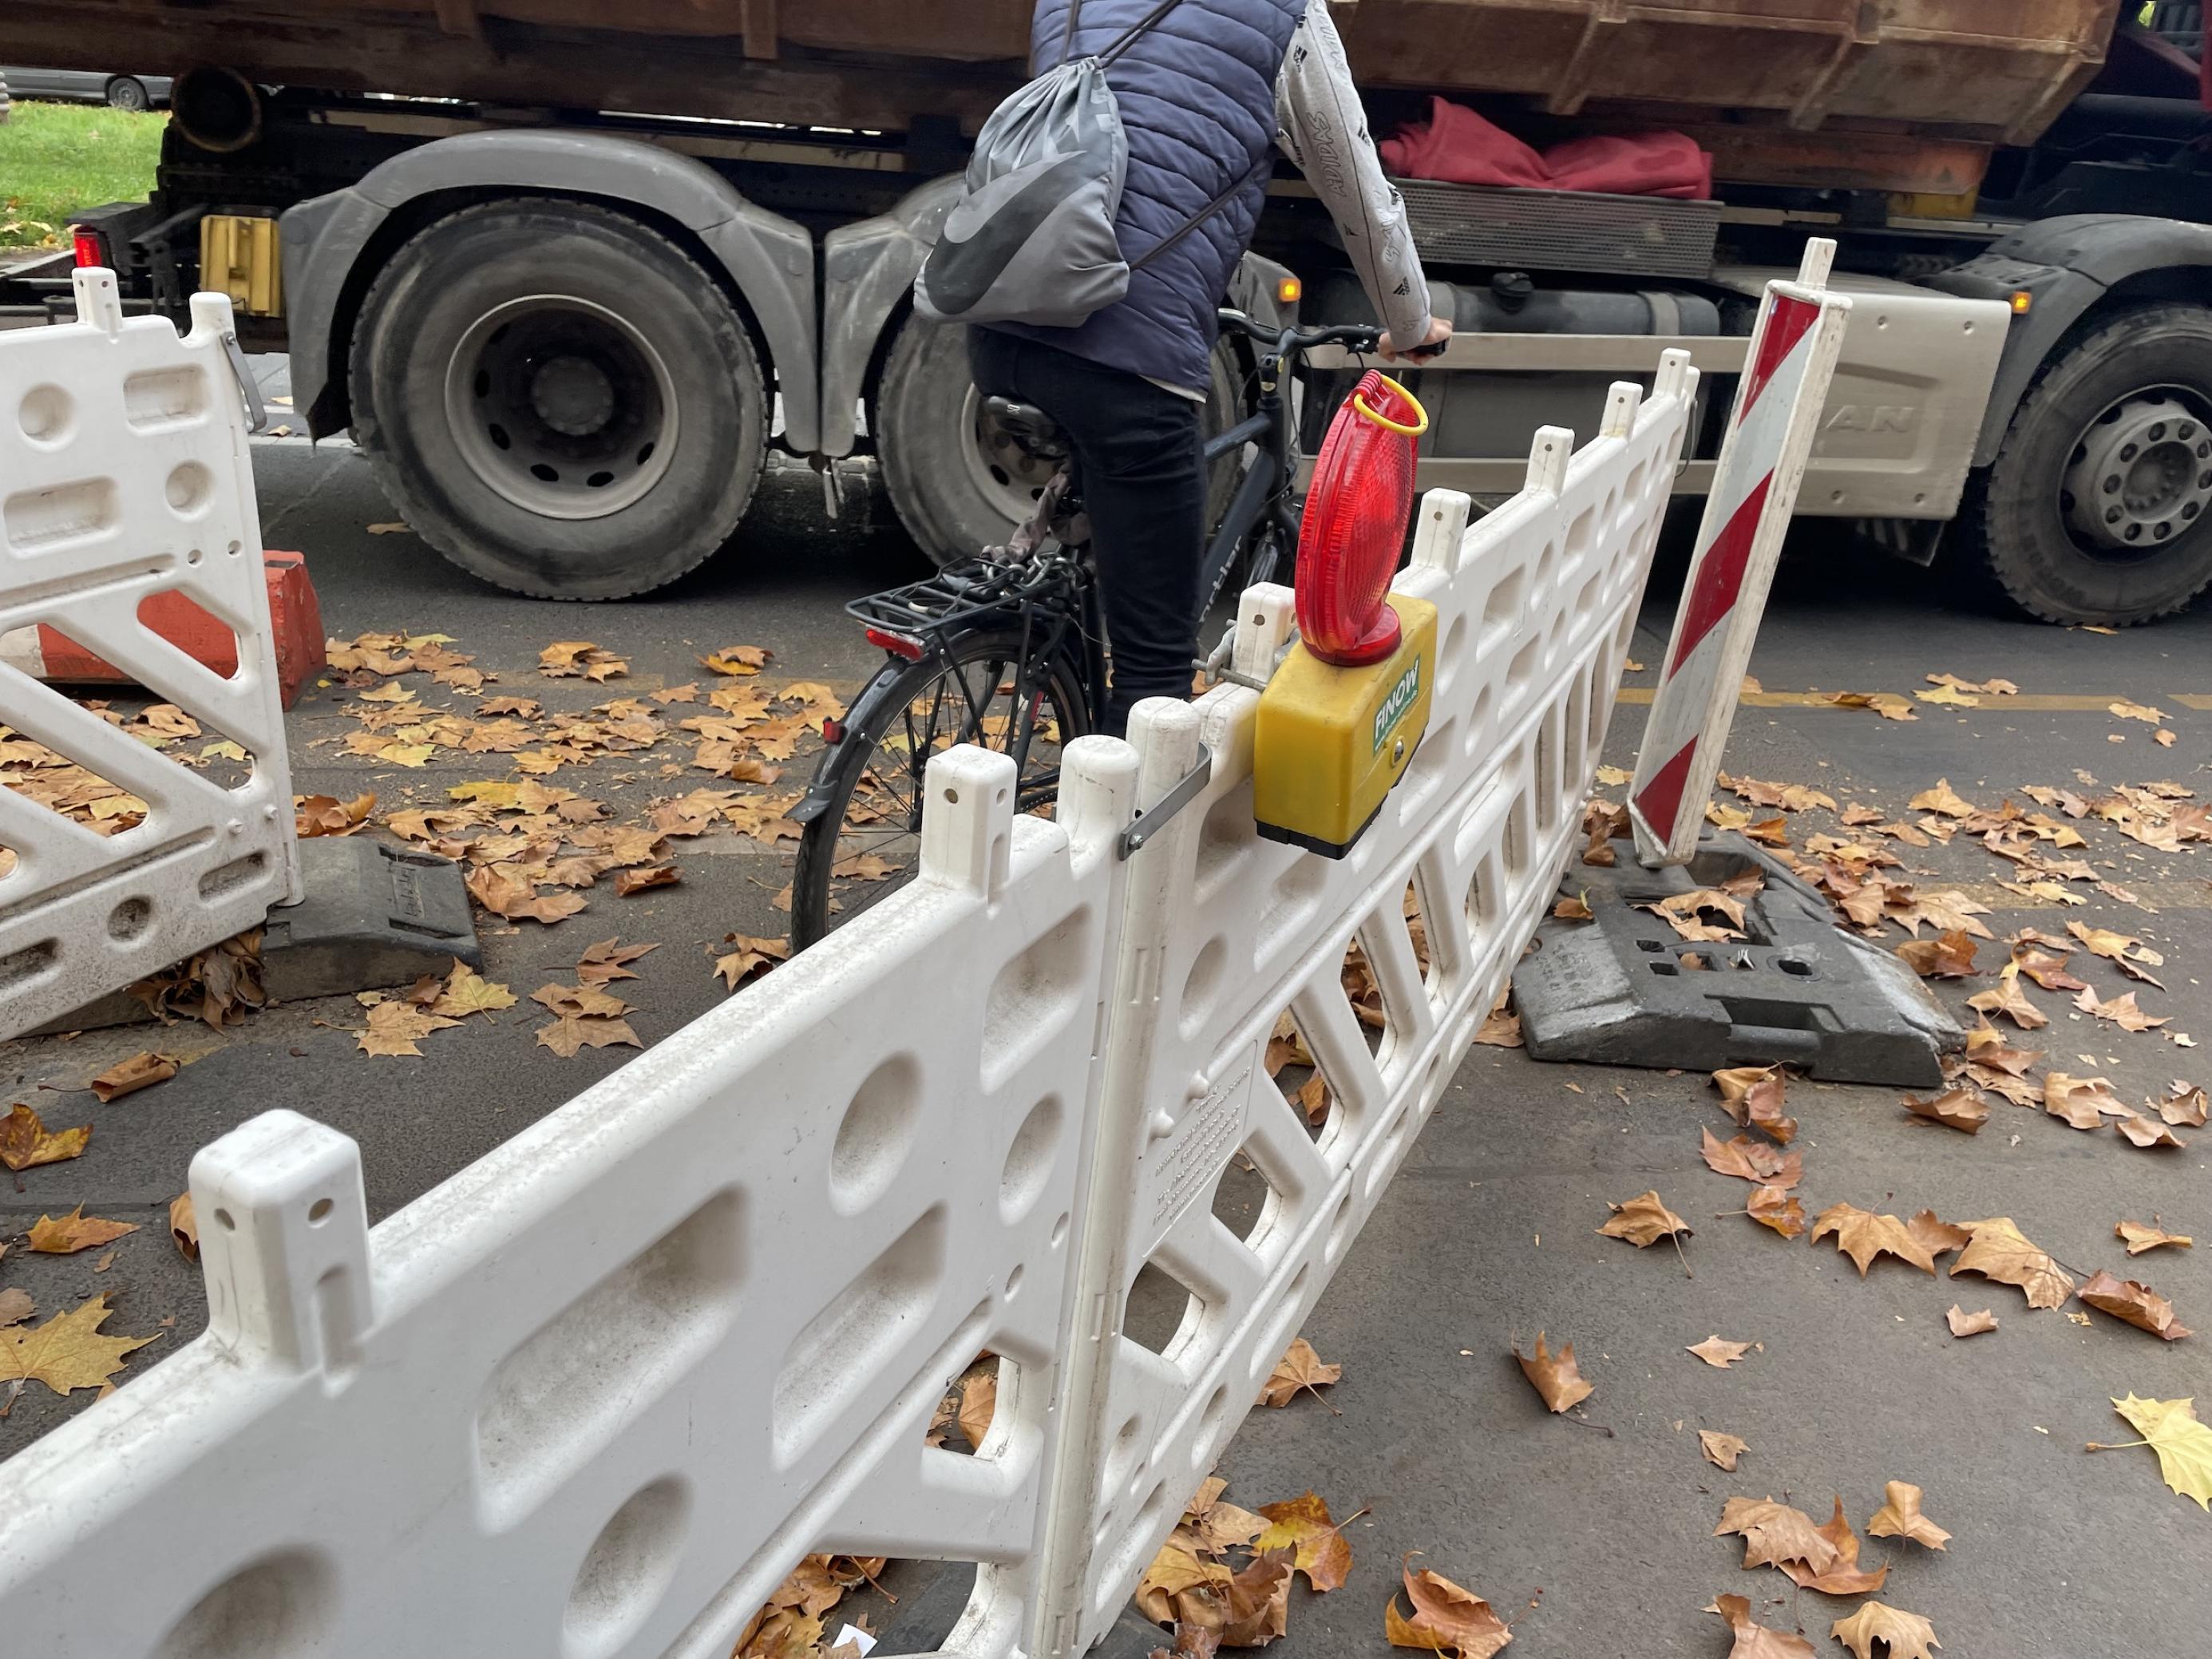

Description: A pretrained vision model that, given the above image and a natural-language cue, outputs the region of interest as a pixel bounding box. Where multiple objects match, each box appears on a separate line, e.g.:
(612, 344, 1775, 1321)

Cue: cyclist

(971, 0, 1452, 736)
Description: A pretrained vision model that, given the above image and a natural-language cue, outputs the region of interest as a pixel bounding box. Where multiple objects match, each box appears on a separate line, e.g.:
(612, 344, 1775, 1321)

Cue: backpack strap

(1059, 0, 1084, 65)
(1098, 0, 1190, 66)
(1129, 152, 1272, 273)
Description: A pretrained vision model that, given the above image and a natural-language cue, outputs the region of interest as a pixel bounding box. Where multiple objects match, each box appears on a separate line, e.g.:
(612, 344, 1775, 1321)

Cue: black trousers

(968, 328, 1204, 737)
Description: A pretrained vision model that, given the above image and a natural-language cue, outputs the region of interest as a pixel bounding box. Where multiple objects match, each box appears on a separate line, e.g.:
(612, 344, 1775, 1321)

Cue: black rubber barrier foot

(38, 839, 481, 1035)
(1511, 832, 1961, 1087)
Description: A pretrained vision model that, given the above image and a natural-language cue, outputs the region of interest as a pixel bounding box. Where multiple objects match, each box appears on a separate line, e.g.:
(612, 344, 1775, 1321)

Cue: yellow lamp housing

(1252, 594, 1438, 858)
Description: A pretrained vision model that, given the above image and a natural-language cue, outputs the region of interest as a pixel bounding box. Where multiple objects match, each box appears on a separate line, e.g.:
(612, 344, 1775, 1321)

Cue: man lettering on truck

(970, 0, 1452, 734)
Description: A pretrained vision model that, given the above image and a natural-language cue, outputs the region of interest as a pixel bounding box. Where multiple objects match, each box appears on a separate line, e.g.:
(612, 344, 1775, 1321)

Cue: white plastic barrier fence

(0, 742, 1138, 1659)
(1629, 240, 1849, 865)
(1033, 355, 1700, 1653)
(0, 269, 299, 1036)
(0, 356, 1698, 1659)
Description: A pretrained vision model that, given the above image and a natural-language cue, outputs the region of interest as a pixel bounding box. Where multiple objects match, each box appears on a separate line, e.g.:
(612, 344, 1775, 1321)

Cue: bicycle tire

(789, 632, 1092, 950)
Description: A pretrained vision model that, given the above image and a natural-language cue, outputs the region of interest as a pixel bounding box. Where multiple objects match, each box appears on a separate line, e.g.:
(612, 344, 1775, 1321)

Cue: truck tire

(874, 311, 1244, 567)
(1961, 302, 2212, 626)
(349, 199, 767, 599)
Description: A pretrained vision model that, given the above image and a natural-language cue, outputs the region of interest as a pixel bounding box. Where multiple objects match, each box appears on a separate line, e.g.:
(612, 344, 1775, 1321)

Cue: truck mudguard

(817, 172, 1304, 461)
(279, 130, 818, 449)
(1932, 213, 2212, 468)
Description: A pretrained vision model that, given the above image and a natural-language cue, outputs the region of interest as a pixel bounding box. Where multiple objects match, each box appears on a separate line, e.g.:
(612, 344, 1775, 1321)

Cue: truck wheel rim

(2060, 389, 2212, 560)
(444, 295, 679, 521)
(961, 385, 1061, 526)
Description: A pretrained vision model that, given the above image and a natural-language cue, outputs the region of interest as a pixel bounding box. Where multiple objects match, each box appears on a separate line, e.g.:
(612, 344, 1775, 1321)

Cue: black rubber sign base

(1512, 832, 1961, 1087)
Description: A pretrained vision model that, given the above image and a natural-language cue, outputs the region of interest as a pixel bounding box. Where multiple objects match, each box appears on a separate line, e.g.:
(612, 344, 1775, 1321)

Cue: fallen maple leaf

(1474, 999, 1522, 1047)
(2160, 1082, 2207, 1127)
(1383, 1562, 1514, 1658)
(716, 932, 791, 991)
(2011, 948, 2087, 992)
(1966, 972, 2046, 1030)
(1812, 1203, 1937, 1277)
(1945, 1305, 1997, 1337)
(1256, 1336, 1340, 1408)
(1952, 1217, 2074, 1309)
(2091, 1394, 2212, 1509)
(1905, 1210, 1972, 1260)
(0, 1293, 158, 1396)
(2109, 699, 2166, 726)
(355, 999, 460, 1058)
(1713, 1064, 1796, 1144)
(1688, 1335, 1752, 1368)
(1699, 1429, 1750, 1471)
(1893, 929, 1978, 978)
(1866, 1481, 1949, 1550)
(534, 1013, 644, 1057)
(2044, 1072, 2127, 1129)
(1909, 779, 1976, 818)
(1707, 1592, 1814, 1658)
(1514, 1332, 1593, 1412)
(1254, 1491, 1353, 1592)
(2117, 1221, 2193, 1256)
(88, 1050, 180, 1103)
(430, 961, 516, 1017)
(699, 643, 770, 676)
(1819, 690, 1917, 720)
(1217, 1549, 1293, 1647)
(295, 790, 378, 837)
(1597, 1190, 1692, 1248)
(1702, 1127, 1802, 1189)
(0, 1289, 28, 1328)
(465, 865, 588, 925)
(169, 1192, 198, 1261)
(1775, 1498, 1889, 1595)
(0, 1102, 90, 1171)
(614, 864, 679, 897)
(1746, 1186, 1806, 1240)
(1901, 1087, 1986, 1134)
(956, 1356, 998, 1450)
(541, 639, 628, 680)
(26, 1206, 137, 1254)
(1136, 1541, 1232, 1625)
(1177, 1478, 1267, 1556)
(2079, 1271, 2191, 1340)
(2115, 1113, 2187, 1150)
(1830, 1602, 1941, 1659)
(1147, 1624, 1221, 1659)
(2075, 986, 2168, 1032)
(1965, 1024, 2041, 1075)
(1715, 1495, 1839, 1574)
(1550, 893, 1593, 921)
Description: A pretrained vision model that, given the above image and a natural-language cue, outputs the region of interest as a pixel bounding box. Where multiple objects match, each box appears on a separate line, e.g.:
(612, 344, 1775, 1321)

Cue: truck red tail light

(70, 228, 110, 270)
(1293, 370, 1428, 667)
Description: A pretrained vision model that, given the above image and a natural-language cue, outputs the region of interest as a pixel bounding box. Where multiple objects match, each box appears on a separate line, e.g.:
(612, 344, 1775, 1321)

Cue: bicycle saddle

(980, 397, 1070, 459)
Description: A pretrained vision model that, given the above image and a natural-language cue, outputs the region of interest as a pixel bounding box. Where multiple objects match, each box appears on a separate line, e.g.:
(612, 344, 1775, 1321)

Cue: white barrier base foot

(1512, 833, 1961, 1086)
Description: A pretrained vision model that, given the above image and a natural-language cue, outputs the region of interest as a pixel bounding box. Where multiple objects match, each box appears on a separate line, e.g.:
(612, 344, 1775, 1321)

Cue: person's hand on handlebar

(1379, 316, 1454, 364)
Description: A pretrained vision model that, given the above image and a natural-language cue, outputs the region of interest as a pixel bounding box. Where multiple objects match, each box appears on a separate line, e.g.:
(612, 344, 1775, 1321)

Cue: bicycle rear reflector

(1252, 372, 1437, 860)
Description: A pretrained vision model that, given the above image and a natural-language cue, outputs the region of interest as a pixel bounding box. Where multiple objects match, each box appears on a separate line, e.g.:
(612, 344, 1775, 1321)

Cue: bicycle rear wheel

(789, 632, 1091, 948)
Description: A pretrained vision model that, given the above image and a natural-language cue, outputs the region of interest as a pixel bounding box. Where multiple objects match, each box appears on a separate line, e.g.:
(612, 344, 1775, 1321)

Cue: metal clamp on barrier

(1118, 743, 1212, 858)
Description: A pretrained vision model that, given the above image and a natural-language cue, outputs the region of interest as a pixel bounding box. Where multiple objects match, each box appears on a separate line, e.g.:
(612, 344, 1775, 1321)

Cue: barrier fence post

(1628, 239, 1850, 867)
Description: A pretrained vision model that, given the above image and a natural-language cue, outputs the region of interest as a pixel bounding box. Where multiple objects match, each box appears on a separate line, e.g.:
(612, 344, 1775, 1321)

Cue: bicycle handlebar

(1216, 311, 1446, 364)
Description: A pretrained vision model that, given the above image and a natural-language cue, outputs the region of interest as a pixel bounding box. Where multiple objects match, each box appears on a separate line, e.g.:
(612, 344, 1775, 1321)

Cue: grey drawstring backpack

(914, 0, 1264, 327)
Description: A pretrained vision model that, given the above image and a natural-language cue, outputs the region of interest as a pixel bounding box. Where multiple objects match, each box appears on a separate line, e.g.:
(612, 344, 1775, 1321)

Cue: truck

(6, 1, 2211, 626)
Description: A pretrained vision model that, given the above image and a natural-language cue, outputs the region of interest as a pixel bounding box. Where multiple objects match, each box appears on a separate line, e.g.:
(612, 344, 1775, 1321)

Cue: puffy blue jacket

(990, 0, 1305, 391)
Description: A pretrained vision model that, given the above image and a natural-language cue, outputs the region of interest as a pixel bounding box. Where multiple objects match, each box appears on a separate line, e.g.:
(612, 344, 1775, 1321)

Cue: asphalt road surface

(2, 414, 2209, 1658)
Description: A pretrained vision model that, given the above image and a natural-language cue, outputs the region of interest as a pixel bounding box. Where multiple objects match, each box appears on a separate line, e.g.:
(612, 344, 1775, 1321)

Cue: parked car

(0, 66, 171, 112)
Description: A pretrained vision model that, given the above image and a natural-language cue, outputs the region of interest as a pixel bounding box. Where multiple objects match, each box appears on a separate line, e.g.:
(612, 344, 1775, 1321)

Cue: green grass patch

(0, 99, 164, 249)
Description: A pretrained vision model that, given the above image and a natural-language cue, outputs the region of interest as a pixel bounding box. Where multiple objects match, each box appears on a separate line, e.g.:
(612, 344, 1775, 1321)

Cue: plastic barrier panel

(0, 271, 301, 1037)
(1031, 356, 1700, 1655)
(0, 743, 1138, 1659)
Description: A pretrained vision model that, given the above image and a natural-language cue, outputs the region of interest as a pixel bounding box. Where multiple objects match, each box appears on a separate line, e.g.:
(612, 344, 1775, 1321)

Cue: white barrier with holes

(0, 743, 1137, 1659)
(0, 270, 299, 1037)
(0, 357, 1695, 1659)
(1031, 355, 1700, 1656)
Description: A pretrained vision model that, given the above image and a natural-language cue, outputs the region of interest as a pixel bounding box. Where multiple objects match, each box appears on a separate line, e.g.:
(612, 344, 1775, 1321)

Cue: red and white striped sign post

(1628, 239, 1850, 867)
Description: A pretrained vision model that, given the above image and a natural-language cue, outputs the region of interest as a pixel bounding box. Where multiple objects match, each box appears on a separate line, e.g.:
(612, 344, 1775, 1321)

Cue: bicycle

(786, 311, 1395, 948)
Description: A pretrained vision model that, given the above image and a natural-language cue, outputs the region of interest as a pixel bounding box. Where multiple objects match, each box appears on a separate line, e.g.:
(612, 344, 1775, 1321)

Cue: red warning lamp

(1293, 370, 1428, 666)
